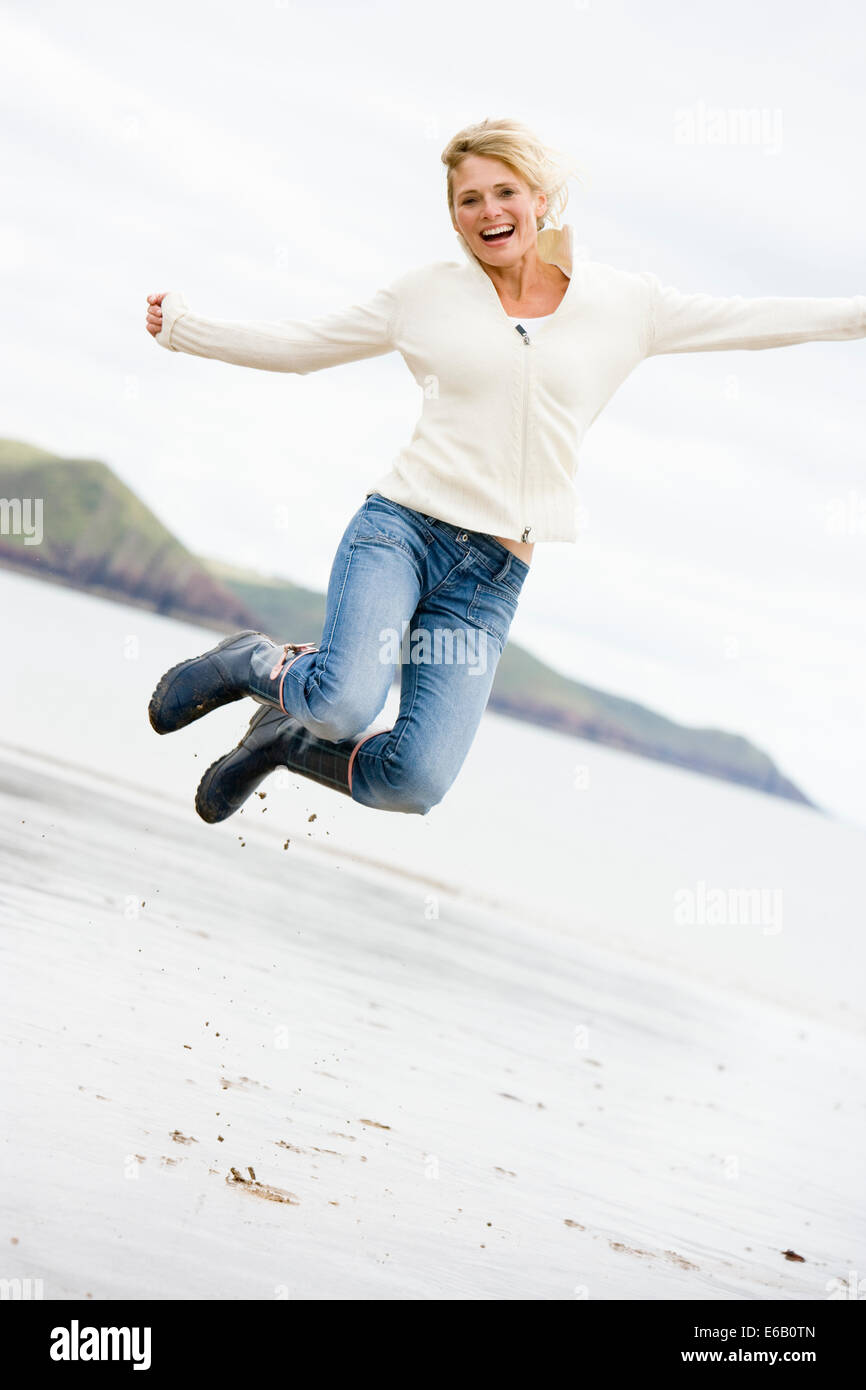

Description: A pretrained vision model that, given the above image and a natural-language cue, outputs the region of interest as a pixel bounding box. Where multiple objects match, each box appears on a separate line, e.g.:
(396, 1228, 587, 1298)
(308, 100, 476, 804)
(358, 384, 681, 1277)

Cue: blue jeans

(277, 492, 531, 814)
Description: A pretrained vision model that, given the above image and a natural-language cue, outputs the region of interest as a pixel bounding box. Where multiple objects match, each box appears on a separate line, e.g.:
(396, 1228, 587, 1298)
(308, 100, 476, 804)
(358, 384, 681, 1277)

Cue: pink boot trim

(347, 729, 388, 796)
(266, 642, 319, 714)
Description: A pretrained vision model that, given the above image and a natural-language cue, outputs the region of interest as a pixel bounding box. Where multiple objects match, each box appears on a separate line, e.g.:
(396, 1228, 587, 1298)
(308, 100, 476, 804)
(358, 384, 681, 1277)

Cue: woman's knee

(303, 680, 387, 744)
(375, 753, 454, 815)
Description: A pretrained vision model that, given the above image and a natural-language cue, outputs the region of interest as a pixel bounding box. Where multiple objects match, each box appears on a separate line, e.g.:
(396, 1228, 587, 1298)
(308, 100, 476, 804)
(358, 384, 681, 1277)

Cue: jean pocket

(361, 497, 436, 544)
(467, 580, 519, 649)
(355, 497, 434, 551)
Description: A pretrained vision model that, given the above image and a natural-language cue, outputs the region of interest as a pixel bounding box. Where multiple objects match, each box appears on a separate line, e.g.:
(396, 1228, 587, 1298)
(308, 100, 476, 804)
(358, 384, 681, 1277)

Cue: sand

(1, 740, 862, 1300)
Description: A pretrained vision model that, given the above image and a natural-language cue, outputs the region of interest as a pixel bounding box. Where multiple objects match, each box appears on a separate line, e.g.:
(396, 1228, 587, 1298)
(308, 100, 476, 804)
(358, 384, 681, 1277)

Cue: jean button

(457, 531, 468, 542)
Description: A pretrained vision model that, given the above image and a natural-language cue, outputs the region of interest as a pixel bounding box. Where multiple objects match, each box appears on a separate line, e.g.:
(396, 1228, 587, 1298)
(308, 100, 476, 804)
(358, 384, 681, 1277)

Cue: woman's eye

(461, 190, 514, 205)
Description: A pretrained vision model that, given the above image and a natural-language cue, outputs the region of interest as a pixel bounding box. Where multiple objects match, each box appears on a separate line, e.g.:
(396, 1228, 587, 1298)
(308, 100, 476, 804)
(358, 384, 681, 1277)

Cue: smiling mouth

(480, 224, 515, 243)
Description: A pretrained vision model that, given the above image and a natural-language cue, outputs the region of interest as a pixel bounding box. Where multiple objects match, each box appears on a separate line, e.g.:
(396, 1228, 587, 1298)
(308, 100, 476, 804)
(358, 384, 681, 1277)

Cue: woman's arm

(639, 270, 866, 356)
(150, 278, 403, 373)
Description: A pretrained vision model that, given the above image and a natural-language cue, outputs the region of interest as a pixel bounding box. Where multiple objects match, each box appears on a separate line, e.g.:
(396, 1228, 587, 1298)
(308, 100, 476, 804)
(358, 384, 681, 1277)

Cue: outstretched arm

(146, 279, 402, 374)
(639, 270, 866, 356)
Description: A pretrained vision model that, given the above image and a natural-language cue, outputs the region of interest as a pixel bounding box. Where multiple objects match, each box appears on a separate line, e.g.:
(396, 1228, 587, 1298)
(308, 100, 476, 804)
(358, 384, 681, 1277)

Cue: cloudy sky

(2, 0, 865, 824)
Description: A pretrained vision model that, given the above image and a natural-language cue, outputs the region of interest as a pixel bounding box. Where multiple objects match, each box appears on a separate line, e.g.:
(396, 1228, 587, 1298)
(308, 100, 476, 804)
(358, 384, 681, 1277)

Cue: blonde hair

(441, 117, 583, 232)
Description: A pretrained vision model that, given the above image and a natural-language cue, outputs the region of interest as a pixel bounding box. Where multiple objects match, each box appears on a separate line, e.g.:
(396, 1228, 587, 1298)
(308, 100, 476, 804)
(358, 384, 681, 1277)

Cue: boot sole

(195, 705, 280, 824)
(194, 755, 234, 823)
(148, 630, 267, 735)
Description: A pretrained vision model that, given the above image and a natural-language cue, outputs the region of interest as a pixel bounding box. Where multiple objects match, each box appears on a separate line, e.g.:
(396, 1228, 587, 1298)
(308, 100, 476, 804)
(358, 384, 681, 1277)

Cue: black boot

(195, 703, 364, 824)
(148, 630, 318, 734)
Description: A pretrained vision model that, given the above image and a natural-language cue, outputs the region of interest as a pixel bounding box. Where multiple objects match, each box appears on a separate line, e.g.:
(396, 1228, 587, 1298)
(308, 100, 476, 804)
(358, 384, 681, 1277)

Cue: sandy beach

(1, 569, 864, 1300)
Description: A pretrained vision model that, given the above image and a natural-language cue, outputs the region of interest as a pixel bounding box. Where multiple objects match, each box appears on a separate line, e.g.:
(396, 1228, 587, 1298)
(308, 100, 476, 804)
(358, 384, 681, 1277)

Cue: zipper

(514, 323, 532, 542)
(459, 236, 572, 545)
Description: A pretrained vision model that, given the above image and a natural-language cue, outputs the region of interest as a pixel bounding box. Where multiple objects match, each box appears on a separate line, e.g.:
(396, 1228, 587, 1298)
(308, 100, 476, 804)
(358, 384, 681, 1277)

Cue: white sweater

(155, 225, 866, 543)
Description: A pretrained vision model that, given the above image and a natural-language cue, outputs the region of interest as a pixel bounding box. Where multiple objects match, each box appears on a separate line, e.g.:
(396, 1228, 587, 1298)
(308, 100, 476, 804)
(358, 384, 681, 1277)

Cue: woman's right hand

(145, 291, 167, 338)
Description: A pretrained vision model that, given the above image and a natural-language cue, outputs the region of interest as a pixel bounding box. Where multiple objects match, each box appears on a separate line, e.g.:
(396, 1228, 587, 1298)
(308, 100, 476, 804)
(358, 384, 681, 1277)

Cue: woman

(145, 117, 866, 822)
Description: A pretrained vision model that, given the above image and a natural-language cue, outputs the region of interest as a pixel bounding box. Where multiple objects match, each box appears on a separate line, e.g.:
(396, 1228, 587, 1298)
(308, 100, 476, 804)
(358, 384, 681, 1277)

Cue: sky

(2, 0, 865, 824)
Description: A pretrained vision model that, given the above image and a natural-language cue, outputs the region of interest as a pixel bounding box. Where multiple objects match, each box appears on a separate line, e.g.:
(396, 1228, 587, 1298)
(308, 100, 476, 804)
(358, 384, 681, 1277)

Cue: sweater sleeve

(153, 279, 401, 373)
(639, 270, 866, 356)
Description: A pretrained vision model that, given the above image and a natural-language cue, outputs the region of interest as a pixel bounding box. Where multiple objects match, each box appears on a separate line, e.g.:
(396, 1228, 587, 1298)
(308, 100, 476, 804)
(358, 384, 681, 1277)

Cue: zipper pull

(515, 324, 531, 344)
(521, 526, 532, 543)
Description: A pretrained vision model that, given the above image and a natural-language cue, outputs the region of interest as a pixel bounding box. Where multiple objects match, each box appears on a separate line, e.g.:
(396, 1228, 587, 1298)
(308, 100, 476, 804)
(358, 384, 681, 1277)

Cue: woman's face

(451, 154, 547, 266)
